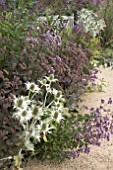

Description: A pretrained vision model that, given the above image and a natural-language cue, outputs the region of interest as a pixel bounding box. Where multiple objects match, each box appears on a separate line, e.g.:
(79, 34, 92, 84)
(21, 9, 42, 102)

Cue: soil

(23, 66, 113, 170)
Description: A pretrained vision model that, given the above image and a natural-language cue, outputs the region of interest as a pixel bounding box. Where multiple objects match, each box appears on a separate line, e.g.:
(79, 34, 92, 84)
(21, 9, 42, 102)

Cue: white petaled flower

(40, 120, 52, 135)
(25, 82, 40, 93)
(77, 8, 106, 37)
(46, 85, 52, 93)
(52, 88, 58, 95)
(13, 95, 30, 109)
(13, 108, 32, 123)
(44, 74, 58, 83)
(24, 139, 34, 151)
(55, 102, 64, 111)
(31, 105, 43, 119)
(38, 79, 50, 87)
(31, 128, 41, 142)
(56, 91, 63, 99)
(52, 111, 64, 123)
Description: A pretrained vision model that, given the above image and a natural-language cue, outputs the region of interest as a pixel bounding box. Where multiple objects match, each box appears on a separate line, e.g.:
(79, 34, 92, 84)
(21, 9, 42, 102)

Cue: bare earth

(24, 66, 113, 170)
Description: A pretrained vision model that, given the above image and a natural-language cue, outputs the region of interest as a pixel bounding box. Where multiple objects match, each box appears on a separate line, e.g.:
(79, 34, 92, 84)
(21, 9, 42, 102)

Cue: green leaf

(43, 135, 48, 142)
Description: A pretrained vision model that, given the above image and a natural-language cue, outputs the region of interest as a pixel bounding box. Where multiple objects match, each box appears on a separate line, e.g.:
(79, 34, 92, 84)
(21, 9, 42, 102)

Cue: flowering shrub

(77, 8, 106, 37)
(0, 14, 92, 105)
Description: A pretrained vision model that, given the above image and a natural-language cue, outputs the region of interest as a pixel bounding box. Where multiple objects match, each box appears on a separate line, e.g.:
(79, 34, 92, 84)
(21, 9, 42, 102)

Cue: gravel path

(24, 66, 113, 170)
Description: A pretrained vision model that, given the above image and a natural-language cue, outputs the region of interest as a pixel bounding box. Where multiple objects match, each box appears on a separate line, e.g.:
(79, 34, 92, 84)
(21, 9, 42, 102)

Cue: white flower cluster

(77, 8, 106, 37)
(13, 74, 67, 151)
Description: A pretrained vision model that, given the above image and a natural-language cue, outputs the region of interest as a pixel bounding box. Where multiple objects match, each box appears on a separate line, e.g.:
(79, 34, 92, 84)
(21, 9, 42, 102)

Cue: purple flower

(90, 78, 95, 82)
(107, 132, 110, 141)
(50, 67, 55, 74)
(72, 25, 78, 33)
(90, 107, 94, 111)
(101, 99, 105, 104)
(84, 145, 90, 154)
(72, 150, 79, 158)
(101, 132, 105, 138)
(96, 117, 101, 124)
(79, 147, 84, 152)
(85, 132, 91, 139)
(66, 153, 71, 159)
(108, 98, 112, 104)
(92, 83, 97, 86)
(55, 55, 61, 62)
(0, 0, 6, 12)
(104, 115, 109, 121)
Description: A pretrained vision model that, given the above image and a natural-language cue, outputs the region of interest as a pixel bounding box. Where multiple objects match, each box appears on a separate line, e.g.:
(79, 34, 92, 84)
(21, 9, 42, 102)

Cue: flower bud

(54, 111, 58, 119)
(60, 98, 66, 103)
(42, 123, 47, 131)
(42, 79, 47, 85)
(49, 74, 54, 80)
(30, 84, 35, 90)
(22, 110, 27, 117)
(32, 106, 39, 116)
(56, 91, 62, 98)
(18, 99, 23, 108)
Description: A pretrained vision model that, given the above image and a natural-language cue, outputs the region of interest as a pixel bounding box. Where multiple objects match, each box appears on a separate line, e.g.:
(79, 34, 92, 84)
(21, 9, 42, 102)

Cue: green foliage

(0, 13, 92, 163)
(25, 112, 91, 161)
(99, 0, 113, 46)
(12, 75, 68, 167)
(0, 1, 103, 168)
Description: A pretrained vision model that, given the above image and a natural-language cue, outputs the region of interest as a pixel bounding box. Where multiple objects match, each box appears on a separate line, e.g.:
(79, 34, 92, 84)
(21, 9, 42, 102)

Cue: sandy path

(24, 66, 113, 170)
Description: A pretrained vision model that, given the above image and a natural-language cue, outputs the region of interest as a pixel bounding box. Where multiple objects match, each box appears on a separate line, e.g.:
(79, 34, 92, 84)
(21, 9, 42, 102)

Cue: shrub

(0, 13, 92, 103)
(0, 70, 23, 158)
(98, 0, 113, 46)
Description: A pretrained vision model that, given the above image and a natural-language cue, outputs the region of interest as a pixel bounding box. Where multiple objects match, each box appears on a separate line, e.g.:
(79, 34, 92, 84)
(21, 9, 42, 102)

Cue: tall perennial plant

(12, 74, 68, 167)
(77, 8, 106, 37)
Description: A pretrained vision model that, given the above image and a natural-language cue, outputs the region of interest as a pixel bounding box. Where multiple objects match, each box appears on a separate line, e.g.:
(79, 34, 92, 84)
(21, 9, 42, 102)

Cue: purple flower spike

(107, 132, 110, 141)
(84, 145, 90, 154)
(108, 98, 112, 104)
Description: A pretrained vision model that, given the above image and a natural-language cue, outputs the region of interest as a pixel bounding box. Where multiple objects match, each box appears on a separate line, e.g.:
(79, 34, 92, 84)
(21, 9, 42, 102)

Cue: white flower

(31, 105, 43, 119)
(13, 108, 32, 123)
(44, 74, 58, 83)
(52, 88, 58, 95)
(46, 85, 52, 93)
(40, 120, 52, 135)
(38, 79, 49, 86)
(31, 128, 41, 142)
(13, 95, 30, 109)
(52, 111, 64, 123)
(77, 8, 106, 37)
(24, 139, 34, 151)
(25, 82, 40, 93)
(55, 102, 64, 111)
